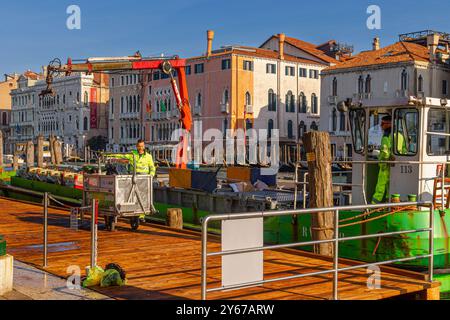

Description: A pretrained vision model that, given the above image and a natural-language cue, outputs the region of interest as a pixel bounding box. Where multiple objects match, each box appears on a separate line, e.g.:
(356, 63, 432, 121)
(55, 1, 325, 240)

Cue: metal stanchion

(90, 199, 98, 268)
(43, 192, 49, 268)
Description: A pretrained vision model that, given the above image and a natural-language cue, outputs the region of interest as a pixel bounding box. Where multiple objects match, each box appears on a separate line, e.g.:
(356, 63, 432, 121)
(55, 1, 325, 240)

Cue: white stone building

(321, 32, 450, 160)
(10, 73, 109, 157)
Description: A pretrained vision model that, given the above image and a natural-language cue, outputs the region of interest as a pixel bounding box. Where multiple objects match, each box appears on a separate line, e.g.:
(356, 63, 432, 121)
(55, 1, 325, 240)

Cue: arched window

(84, 91, 89, 106)
(311, 93, 318, 114)
(285, 91, 295, 112)
(332, 77, 338, 96)
(401, 69, 408, 91)
(418, 75, 424, 92)
(339, 111, 346, 131)
(196, 92, 202, 107)
(298, 121, 305, 138)
(268, 89, 276, 111)
(268, 119, 274, 138)
(332, 108, 337, 132)
(358, 76, 364, 94)
(365, 75, 371, 93)
(223, 89, 229, 104)
(298, 92, 307, 113)
(133, 96, 137, 112)
(287, 120, 293, 139)
(83, 117, 88, 131)
(245, 92, 251, 106)
(2, 112, 7, 125)
(311, 121, 318, 131)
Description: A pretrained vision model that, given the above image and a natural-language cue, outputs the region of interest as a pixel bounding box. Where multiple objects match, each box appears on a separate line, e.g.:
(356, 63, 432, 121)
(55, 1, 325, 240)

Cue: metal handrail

(42, 192, 99, 269)
(201, 201, 434, 300)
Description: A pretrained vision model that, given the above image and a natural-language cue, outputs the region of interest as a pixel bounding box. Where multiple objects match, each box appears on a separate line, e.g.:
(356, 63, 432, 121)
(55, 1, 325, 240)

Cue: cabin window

(349, 108, 366, 155)
(427, 108, 450, 156)
(393, 108, 418, 156)
(367, 111, 391, 160)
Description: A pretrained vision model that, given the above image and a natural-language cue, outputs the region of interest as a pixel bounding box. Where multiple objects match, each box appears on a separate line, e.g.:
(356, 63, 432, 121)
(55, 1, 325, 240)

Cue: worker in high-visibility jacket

(108, 139, 156, 176)
(372, 116, 395, 204)
(106, 140, 156, 220)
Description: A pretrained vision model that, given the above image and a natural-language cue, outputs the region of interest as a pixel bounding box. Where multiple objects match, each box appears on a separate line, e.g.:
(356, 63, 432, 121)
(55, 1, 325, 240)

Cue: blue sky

(1, 0, 449, 75)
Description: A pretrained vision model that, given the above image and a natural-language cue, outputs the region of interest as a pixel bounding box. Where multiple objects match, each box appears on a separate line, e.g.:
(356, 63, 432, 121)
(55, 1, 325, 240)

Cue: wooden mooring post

(167, 208, 183, 230)
(304, 132, 334, 257)
(26, 140, 34, 168)
(37, 135, 44, 168)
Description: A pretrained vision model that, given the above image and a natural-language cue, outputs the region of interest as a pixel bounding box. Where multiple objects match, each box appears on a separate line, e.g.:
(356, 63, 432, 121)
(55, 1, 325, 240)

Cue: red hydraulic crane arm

(42, 53, 192, 168)
(43, 54, 192, 133)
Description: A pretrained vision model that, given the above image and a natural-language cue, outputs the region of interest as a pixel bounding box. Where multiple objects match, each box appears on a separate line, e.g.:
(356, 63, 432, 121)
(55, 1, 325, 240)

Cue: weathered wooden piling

(304, 131, 334, 257)
(37, 135, 44, 168)
(166, 208, 183, 230)
(26, 141, 34, 168)
(49, 135, 56, 165)
(54, 139, 63, 165)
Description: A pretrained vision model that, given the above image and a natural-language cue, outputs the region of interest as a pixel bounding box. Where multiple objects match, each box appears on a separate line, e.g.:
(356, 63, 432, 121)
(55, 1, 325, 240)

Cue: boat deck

(0, 197, 440, 300)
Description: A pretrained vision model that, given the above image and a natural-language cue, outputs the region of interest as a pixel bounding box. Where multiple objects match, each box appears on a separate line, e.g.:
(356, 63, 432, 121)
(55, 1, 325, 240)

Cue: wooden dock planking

(0, 197, 440, 300)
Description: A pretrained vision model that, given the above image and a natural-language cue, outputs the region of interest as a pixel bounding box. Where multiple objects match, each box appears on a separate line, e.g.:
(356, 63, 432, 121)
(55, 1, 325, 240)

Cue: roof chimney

(427, 33, 440, 62)
(278, 33, 285, 60)
(207, 30, 215, 58)
(372, 37, 380, 51)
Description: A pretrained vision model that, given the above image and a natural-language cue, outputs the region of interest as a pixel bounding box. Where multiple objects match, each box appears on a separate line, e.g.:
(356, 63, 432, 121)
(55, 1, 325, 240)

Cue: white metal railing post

(90, 199, 98, 268)
(333, 209, 339, 300)
(43, 192, 49, 268)
(294, 164, 298, 210)
(429, 203, 434, 282)
(201, 217, 209, 300)
(441, 163, 445, 210)
(303, 172, 308, 209)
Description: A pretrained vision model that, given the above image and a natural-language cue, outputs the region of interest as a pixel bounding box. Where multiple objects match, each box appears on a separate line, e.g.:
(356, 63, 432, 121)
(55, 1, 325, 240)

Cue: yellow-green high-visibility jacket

(109, 150, 156, 176)
(395, 132, 408, 155)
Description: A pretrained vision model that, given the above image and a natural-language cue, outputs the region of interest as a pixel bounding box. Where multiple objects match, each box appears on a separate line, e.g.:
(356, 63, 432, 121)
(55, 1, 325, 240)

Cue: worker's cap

(381, 115, 392, 123)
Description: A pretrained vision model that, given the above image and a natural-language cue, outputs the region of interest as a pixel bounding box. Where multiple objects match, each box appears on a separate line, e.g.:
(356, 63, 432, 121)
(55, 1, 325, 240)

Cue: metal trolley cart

(83, 153, 156, 231)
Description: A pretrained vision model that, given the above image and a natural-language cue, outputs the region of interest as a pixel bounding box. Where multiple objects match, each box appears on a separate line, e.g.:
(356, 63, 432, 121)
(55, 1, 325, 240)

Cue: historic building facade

(10, 73, 109, 157)
(107, 31, 338, 164)
(321, 32, 450, 160)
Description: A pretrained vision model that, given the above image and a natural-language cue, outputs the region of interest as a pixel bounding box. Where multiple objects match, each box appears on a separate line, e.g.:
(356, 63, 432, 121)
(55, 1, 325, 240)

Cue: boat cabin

(347, 96, 450, 205)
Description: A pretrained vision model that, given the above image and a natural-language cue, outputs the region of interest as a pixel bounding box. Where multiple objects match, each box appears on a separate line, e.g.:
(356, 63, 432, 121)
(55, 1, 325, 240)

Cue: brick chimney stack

(207, 30, 215, 58)
(278, 33, 285, 60)
(372, 37, 380, 51)
(427, 33, 440, 62)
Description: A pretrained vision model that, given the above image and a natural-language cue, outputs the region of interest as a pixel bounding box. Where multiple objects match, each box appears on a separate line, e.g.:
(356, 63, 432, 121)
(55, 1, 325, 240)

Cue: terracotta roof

(188, 46, 326, 66)
(261, 35, 339, 64)
(22, 70, 40, 80)
(324, 41, 431, 71)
